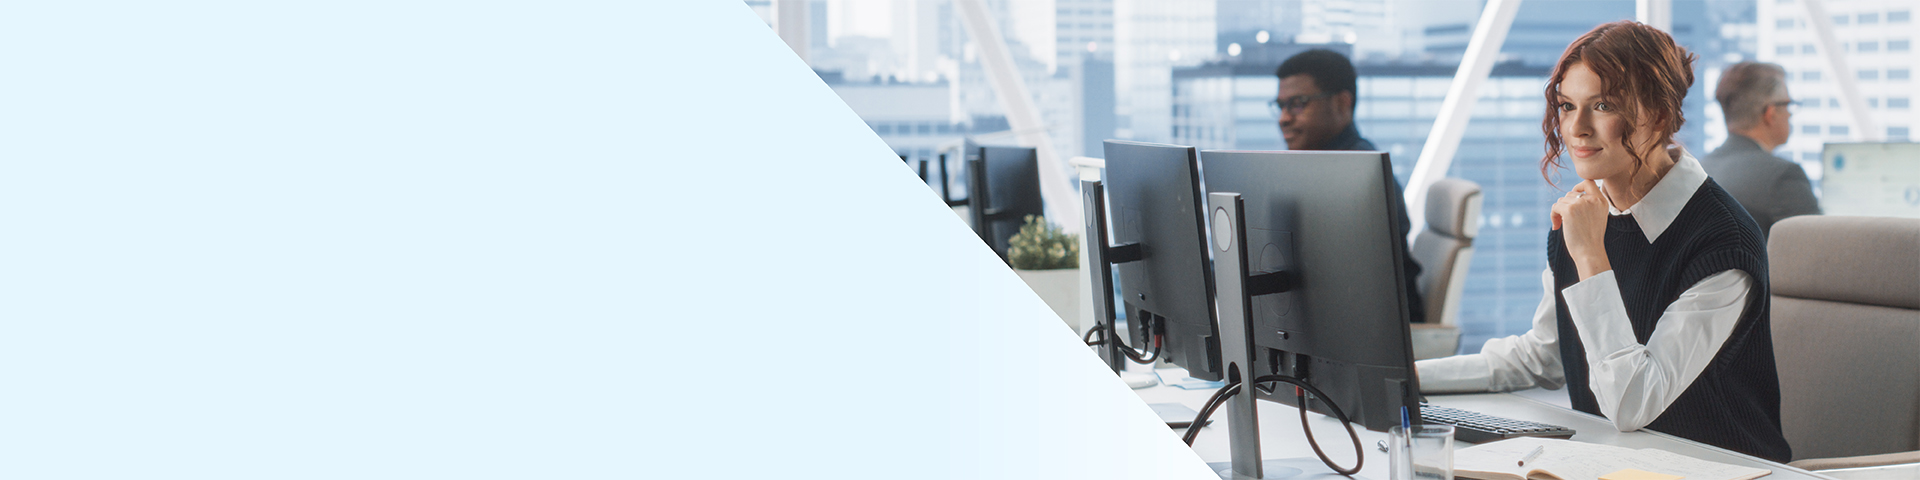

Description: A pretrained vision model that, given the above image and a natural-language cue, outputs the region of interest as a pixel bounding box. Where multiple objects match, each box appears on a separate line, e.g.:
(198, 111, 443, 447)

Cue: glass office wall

(775, 0, 1788, 354)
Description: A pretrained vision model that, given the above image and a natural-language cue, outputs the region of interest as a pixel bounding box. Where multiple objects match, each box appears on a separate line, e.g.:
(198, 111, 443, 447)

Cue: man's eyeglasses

(1772, 99, 1799, 114)
(1268, 92, 1336, 117)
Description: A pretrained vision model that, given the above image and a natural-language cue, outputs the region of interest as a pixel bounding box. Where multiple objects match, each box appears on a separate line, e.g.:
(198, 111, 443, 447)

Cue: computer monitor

(1819, 142, 1920, 218)
(1096, 140, 1221, 381)
(963, 142, 1044, 261)
(1201, 150, 1420, 478)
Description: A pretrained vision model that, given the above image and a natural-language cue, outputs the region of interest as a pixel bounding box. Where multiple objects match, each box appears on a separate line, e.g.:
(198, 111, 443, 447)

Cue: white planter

(1014, 267, 1082, 332)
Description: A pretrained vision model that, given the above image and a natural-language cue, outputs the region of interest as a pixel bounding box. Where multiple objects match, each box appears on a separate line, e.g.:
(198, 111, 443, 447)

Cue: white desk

(1126, 364, 1838, 480)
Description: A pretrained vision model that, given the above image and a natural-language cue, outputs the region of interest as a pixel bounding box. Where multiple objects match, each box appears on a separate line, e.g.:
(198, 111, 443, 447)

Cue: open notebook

(1454, 437, 1771, 480)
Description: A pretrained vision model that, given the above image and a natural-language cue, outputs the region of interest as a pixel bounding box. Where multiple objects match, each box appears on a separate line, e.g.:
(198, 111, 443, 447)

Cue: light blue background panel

(0, 1, 1214, 478)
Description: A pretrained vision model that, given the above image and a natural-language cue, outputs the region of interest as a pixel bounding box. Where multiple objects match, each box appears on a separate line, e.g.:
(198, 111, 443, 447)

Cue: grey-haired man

(1700, 62, 1820, 238)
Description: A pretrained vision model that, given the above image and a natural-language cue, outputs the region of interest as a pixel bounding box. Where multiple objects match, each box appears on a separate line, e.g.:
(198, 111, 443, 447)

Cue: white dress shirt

(1416, 150, 1755, 432)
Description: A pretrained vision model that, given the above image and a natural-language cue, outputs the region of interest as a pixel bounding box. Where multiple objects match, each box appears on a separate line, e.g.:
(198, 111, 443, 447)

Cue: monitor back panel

(1103, 140, 1221, 380)
(1199, 149, 1418, 431)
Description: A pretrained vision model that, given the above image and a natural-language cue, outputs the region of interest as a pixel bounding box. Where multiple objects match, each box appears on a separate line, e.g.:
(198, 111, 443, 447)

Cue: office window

(1830, 125, 1850, 135)
(876, 123, 892, 135)
(1892, 126, 1912, 139)
(1802, 44, 1818, 54)
(1891, 39, 1912, 52)
(1858, 41, 1880, 53)
(1802, 151, 1821, 161)
(1861, 69, 1881, 80)
(1776, 18, 1796, 29)
(917, 122, 931, 135)
(1833, 15, 1850, 25)
(1776, 45, 1795, 55)
(1830, 98, 1841, 108)
(1891, 97, 1911, 109)
(1861, 13, 1881, 24)
(1893, 69, 1914, 81)
(1802, 70, 1821, 81)
(1802, 125, 1822, 134)
(1869, 97, 1881, 108)
(936, 123, 951, 135)
(1801, 97, 1820, 109)
(1892, 10, 1912, 23)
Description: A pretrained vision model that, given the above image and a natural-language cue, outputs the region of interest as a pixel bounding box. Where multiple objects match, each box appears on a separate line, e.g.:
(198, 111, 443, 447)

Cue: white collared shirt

(1416, 150, 1754, 432)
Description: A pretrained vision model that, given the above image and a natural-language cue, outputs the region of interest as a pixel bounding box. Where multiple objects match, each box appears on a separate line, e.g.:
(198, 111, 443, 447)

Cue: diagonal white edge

(954, 0, 1085, 234)
(1800, 0, 1883, 141)
(1405, 0, 1524, 243)
(0, 1, 1213, 478)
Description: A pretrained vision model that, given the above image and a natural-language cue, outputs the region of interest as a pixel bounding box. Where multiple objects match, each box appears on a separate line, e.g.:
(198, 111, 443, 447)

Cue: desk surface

(1127, 364, 1837, 480)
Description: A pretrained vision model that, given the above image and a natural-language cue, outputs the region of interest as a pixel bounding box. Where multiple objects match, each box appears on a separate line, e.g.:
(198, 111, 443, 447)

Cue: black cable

(1180, 375, 1363, 476)
(1182, 379, 1241, 446)
(1084, 316, 1162, 363)
(1251, 375, 1364, 476)
(1106, 316, 1160, 364)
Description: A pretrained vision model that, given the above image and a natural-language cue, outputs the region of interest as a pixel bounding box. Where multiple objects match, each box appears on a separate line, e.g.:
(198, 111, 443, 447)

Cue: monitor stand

(1210, 192, 1329, 480)
(1081, 177, 1147, 373)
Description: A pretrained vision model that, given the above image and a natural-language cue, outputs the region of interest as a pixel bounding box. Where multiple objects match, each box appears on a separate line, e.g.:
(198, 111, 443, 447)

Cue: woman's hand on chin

(1552, 180, 1612, 280)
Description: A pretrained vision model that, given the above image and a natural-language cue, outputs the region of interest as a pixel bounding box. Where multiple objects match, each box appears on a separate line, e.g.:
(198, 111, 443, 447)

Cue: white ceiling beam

(954, 0, 1082, 233)
(1405, 0, 1523, 243)
(1636, 0, 1672, 33)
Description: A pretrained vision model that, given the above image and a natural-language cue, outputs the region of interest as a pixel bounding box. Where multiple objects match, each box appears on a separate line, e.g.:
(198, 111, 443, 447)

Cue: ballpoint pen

(1400, 406, 1412, 449)
(1519, 445, 1546, 466)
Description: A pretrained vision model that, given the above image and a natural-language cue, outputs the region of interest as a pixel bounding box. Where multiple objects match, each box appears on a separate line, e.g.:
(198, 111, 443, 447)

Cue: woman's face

(1555, 62, 1658, 182)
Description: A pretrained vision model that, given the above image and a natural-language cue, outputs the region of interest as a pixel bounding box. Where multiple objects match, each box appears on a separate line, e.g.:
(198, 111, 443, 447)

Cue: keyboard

(1419, 404, 1577, 443)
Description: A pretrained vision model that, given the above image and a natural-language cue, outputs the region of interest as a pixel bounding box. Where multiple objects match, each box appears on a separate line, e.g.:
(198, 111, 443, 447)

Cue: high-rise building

(1114, 0, 1217, 143)
(1215, 0, 1304, 57)
(1759, 0, 1917, 186)
(1056, 0, 1117, 68)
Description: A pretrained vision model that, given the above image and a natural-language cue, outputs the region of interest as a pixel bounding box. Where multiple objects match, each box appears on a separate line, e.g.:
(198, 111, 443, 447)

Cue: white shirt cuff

(1559, 270, 1643, 366)
(1416, 354, 1492, 394)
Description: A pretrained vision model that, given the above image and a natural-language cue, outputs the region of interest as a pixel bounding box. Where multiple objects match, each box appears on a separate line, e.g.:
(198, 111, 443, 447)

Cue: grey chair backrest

(1410, 178, 1481, 327)
(1768, 215, 1920, 461)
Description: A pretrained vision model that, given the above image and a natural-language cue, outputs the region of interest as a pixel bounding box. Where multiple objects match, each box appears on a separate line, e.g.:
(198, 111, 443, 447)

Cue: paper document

(1453, 437, 1769, 480)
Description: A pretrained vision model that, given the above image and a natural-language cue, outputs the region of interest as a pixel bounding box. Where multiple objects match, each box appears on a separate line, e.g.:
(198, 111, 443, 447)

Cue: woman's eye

(1595, 102, 1612, 112)
(1557, 102, 1574, 111)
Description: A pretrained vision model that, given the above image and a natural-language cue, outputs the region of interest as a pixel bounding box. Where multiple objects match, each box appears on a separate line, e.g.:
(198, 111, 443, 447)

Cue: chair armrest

(1789, 450, 1920, 471)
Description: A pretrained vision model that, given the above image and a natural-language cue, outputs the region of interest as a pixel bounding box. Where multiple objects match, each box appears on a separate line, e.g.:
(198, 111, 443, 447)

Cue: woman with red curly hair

(1416, 21, 1790, 462)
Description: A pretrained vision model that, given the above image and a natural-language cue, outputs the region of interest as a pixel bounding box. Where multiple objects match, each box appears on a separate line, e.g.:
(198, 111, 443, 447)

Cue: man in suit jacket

(1700, 62, 1820, 239)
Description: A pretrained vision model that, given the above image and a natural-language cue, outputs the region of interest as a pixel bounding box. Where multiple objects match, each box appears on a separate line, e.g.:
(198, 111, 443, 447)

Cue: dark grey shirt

(1698, 134, 1821, 239)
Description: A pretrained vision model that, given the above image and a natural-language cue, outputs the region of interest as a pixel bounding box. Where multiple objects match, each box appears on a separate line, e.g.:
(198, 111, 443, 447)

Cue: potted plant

(1008, 215, 1081, 331)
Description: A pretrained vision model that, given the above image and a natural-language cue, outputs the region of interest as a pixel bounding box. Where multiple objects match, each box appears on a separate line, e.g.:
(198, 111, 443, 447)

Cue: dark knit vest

(1546, 178, 1792, 463)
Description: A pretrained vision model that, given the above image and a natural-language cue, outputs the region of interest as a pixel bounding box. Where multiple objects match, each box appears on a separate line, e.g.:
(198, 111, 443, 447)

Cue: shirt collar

(1594, 148, 1707, 243)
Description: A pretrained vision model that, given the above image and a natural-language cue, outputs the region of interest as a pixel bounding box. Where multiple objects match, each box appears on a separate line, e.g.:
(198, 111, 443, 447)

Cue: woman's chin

(1571, 165, 1602, 182)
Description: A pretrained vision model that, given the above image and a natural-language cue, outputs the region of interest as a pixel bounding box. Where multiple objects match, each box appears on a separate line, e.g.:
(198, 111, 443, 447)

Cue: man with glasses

(1271, 49, 1424, 324)
(1272, 49, 1373, 151)
(1701, 62, 1820, 238)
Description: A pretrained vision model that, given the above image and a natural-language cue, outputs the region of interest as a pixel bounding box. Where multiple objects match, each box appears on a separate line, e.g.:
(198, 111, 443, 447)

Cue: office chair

(1768, 215, 1920, 470)
(1409, 178, 1482, 360)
